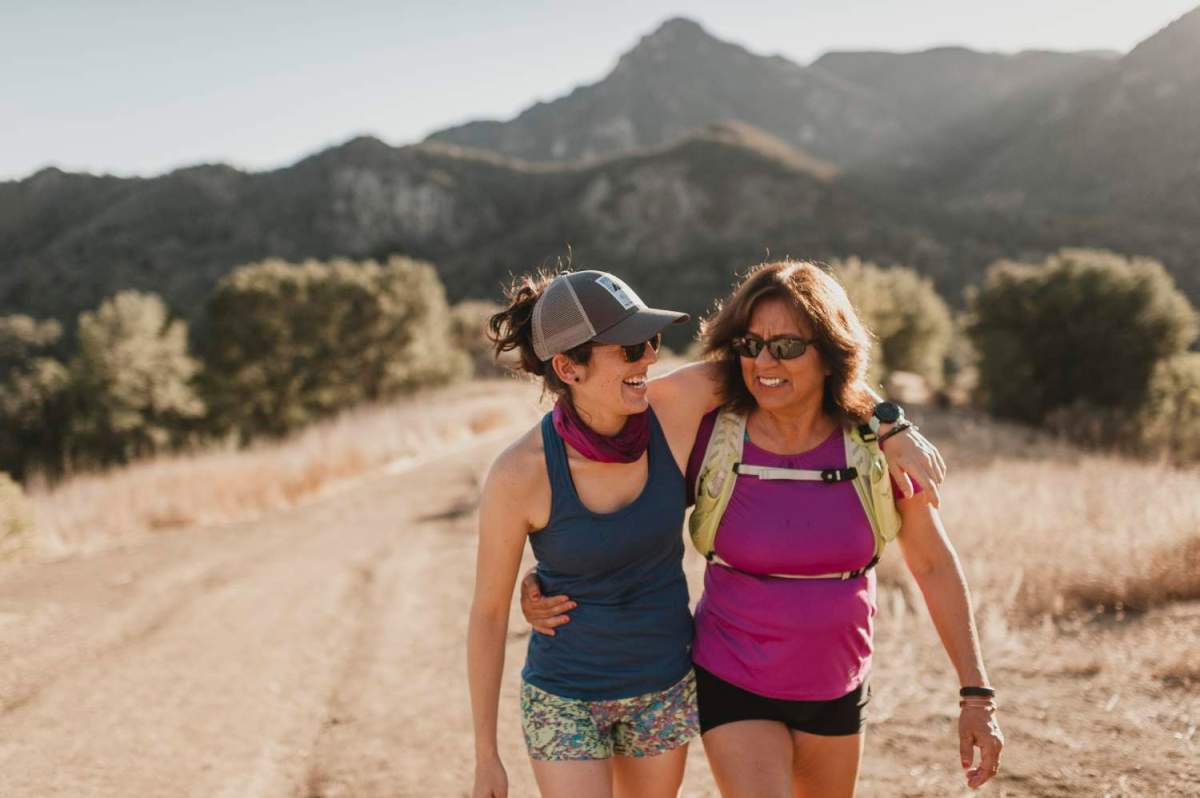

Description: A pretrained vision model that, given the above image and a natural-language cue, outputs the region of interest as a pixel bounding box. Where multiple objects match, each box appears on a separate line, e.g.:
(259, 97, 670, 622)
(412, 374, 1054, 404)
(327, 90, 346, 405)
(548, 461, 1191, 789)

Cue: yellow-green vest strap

(688, 408, 903, 575)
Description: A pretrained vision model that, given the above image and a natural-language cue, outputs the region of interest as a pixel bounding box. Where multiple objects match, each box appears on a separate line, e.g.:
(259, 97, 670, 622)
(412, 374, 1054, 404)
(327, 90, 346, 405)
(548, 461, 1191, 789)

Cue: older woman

(524, 261, 1003, 796)
(470, 267, 944, 798)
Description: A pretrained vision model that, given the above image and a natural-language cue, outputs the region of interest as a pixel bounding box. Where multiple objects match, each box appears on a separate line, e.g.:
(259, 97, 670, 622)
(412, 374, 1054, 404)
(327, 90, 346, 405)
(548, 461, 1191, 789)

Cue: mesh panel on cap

(532, 277, 596, 361)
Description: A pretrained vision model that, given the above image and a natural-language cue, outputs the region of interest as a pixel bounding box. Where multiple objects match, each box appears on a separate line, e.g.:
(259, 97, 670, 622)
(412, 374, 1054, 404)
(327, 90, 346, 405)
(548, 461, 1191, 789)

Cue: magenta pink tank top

(686, 409, 914, 701)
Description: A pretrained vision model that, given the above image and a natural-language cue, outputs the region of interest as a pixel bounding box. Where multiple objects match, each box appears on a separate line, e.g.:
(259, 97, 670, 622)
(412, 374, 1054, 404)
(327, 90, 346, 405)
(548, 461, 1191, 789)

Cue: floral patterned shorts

(521, 669, 699, 760)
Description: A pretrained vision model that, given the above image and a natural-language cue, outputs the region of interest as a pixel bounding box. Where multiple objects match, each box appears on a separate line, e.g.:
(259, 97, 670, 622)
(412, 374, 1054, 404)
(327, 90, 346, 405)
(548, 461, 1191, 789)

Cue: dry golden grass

(878, 407, 1200, 624)
(20, 378, 542, 559)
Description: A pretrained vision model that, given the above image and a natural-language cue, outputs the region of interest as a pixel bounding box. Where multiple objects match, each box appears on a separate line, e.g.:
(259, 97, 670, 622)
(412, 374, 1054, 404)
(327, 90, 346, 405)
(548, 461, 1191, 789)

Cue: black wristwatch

(868, 400, 905, 434)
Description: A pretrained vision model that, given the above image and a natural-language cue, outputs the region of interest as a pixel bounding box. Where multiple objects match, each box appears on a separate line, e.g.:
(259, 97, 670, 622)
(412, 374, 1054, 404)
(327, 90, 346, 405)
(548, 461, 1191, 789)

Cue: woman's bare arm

(648, 359, 725, 413)
(467, 444, 538, 796)
(896, 496, 1003, 789)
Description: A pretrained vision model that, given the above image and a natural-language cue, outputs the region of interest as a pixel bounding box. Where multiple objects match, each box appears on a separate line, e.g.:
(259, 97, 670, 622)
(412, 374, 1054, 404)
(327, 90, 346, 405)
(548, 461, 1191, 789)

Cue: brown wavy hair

(486, 270, 594, 402)
(699, 260, 876, 424)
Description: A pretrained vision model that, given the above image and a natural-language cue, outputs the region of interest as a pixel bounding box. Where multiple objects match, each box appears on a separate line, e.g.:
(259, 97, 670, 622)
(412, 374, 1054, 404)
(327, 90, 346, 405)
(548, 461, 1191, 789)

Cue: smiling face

(552, 339, 658, 422)
(739, 296, 828, 413)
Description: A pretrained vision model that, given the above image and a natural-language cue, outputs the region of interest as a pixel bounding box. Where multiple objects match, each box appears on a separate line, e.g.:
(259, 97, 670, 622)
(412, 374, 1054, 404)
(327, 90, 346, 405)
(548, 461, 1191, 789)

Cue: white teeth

(623, 376, 646, 387)
(758, 377, 785, 387)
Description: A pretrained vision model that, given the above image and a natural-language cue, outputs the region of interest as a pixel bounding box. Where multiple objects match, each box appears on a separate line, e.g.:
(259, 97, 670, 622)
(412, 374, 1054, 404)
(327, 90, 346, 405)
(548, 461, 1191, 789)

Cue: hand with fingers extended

(519, 568, 576, 636)
(880, 425, 946, 507)
(959, 702, 1004, 789)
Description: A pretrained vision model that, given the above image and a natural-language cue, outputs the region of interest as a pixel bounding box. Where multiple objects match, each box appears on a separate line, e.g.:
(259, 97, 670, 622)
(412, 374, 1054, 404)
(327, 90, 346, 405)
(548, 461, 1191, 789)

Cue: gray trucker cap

(531, 270, 689, 361)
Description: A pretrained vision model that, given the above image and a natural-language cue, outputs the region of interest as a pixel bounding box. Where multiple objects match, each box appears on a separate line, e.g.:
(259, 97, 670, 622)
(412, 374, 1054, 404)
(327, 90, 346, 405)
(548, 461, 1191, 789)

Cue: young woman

(523, 262, 1003, 796)
(468, 268, 943, 798)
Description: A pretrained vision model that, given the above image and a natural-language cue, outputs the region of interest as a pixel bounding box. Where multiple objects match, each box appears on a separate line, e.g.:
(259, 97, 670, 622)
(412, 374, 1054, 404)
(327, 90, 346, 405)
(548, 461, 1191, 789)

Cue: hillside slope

(2, 124, 986, 341)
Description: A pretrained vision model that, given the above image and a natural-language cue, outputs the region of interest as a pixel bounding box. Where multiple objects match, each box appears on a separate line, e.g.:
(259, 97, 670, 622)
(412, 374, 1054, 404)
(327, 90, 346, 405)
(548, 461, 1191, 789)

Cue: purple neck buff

(552, 398, 650, 463)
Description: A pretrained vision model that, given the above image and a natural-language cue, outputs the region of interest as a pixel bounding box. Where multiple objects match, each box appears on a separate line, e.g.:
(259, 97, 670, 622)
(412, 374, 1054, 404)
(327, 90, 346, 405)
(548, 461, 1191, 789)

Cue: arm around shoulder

(647, 360, 724, 441)
(648, 360, 722, 408)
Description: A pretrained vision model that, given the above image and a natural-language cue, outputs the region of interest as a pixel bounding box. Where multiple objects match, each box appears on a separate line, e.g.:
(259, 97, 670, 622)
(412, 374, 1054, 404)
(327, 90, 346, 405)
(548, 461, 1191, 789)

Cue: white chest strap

(708, 551, 871, 581)
(733, 463, 858, 483)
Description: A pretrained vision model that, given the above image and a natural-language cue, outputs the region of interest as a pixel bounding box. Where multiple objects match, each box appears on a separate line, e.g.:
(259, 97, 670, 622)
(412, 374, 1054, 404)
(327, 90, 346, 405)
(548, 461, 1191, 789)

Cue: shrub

(968, 249, 1197, 426)
(0, 315, 72, 480)
(0, 315, 63, 371)
(1133, 352, 1200, 462)
(831, 258, 953, 388)
(449, 300, 505, 377)
(68, 291, 206, 468)
(202, 256, 468, 441)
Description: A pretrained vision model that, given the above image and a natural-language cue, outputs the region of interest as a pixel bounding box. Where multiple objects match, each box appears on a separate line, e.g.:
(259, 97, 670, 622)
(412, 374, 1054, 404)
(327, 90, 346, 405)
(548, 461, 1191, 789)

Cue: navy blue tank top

(522, 408, 694, 700)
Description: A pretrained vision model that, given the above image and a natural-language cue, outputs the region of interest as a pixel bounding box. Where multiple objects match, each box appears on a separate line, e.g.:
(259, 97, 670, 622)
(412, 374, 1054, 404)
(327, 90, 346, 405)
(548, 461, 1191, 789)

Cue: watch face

(874, 401, 902, 423)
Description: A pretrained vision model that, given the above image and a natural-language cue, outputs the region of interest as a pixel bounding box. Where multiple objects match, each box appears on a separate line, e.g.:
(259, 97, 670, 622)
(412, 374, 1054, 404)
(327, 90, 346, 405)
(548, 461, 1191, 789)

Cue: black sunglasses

(731, 334, 815, 360)
(618, 333, 662, 363)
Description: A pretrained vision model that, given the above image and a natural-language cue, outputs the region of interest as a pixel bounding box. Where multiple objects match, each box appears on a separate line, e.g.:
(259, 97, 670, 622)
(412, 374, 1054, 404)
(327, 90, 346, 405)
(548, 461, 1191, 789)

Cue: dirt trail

(0, 431, 1195, 797)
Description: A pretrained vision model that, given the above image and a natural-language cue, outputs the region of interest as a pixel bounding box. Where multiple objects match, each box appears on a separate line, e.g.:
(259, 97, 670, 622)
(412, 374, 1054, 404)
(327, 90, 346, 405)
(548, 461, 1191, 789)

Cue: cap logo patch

(595, 274, 639, 310)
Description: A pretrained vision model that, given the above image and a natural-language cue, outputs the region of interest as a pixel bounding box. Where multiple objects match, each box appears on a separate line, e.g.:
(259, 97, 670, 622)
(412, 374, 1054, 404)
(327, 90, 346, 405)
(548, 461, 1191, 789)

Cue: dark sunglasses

(731, 334, 815, 360)
(618, 333, 662, 363)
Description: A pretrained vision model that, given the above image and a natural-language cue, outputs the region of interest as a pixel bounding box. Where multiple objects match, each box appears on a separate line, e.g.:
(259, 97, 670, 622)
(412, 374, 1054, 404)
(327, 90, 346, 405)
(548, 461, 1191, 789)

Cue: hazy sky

(3, 0, 1196, 181)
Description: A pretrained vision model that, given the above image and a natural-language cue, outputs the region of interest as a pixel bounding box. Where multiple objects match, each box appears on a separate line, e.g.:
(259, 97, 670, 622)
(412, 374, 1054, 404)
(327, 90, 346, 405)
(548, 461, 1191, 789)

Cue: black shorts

(695, 663, 870, 736)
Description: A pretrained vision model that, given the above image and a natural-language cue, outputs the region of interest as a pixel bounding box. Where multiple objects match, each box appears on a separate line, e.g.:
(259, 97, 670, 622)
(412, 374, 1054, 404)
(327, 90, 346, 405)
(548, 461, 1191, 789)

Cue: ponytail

(488, 271, 593, 399)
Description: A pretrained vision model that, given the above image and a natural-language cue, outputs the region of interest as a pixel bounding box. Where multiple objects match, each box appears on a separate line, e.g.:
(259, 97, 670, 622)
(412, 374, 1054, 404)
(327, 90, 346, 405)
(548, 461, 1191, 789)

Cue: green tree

(450, 300, 504, 377)
(1135, 353, 1200, 462)
(68, 291, 206, 467)
(831, 258, 953, 387)
(967, 248, 1197, 425)
(202, 256, 468, 441)
(0, 316, 72, 480)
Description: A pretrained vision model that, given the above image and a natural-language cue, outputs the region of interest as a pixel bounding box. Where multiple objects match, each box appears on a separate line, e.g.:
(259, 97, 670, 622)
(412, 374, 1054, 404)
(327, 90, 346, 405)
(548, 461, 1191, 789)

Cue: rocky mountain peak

(1123, 4, 1200, 74)
(28, 166, 67, 184)
(614, 16, 726, 69)
(640, 17, 710, 46)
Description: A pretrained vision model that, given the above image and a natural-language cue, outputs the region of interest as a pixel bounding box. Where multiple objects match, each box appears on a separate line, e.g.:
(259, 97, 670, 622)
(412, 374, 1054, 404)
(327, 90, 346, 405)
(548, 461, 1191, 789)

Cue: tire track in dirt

(0, 518, 381, 797)
(299, 455, 516, 798)
(0, 431, 528, 798)
(0, 402, 532, 723)
(300, 449, 718, 797)
(0, 517, 325, 716)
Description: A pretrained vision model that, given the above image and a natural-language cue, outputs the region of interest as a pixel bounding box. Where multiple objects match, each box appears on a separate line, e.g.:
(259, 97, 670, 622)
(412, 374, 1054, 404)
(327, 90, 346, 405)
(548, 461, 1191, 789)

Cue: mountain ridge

(427, 15, 1118, 170)
(0, 122, 1000, 344)
(4, 9, 1200, 341)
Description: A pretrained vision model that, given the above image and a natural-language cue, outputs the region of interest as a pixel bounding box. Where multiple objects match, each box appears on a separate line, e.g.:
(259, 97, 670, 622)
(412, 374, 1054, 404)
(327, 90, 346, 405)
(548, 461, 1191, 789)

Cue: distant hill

(929, 6, 1200, 221)
(863, 6, 1200, 300)
(428, 17, 1111, 171)
(0, 124, 1017, 347)
(815, 47, 1114, 170)
(428, 18, 902, 168)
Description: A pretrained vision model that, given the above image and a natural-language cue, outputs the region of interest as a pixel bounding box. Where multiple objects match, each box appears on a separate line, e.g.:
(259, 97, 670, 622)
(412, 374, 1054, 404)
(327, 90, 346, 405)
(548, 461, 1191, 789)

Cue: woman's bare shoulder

(484, 422, 549, 495)
(481, 421, 552, 531)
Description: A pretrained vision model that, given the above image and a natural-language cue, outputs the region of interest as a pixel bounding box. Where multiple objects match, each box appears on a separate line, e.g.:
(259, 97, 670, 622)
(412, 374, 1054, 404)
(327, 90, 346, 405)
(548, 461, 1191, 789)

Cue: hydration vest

(688, 408, 903, 580)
